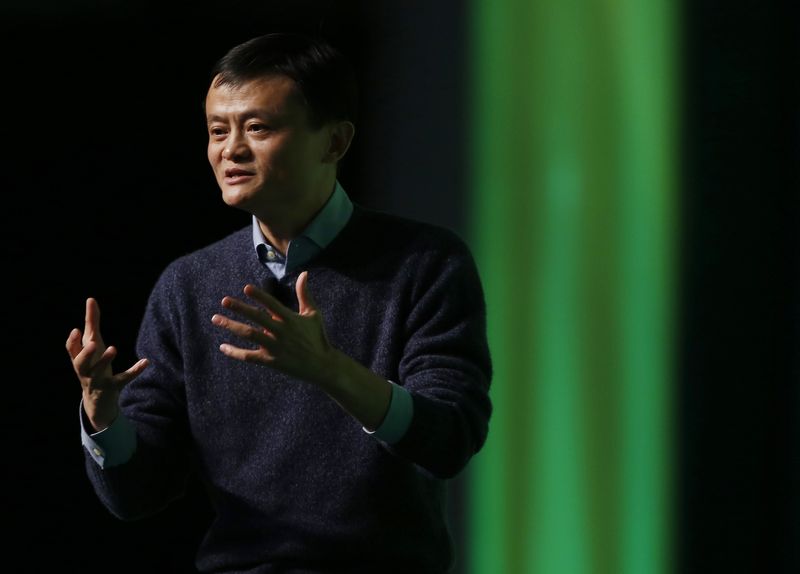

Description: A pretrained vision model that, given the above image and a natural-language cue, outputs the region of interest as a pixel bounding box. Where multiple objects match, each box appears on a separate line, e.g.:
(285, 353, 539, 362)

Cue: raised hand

(211, 271, 337, 387)
(66, 298, 149, 431)
(213, 271, 393, 430)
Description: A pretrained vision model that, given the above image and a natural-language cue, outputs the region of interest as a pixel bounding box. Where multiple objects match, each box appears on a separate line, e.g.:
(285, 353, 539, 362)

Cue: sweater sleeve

(384, 239, 493, 479)
(83, 263, 194, 521)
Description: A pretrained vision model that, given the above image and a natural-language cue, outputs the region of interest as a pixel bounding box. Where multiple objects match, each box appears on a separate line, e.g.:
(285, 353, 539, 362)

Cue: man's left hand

(211, 271, 336, 386)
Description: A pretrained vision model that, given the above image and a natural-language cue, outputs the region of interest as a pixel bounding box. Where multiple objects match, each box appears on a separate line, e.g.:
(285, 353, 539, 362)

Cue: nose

(221, 131, 251, 161)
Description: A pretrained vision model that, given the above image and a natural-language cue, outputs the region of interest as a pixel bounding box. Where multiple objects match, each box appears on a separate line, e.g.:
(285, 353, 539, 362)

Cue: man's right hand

(66, 298, 149, 432)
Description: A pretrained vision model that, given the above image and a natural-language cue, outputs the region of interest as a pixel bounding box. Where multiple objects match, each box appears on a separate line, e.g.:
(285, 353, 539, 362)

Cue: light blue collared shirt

(81, 181, 413, 468)
(251, 180, 354, 279)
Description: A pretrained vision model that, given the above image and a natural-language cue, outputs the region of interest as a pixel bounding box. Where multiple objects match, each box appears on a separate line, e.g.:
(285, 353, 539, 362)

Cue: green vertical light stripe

(466, 0, 676, 572)
(613, 1, 677, 572)
(527, 1, 591, 571)
(468, 1, 533, 572)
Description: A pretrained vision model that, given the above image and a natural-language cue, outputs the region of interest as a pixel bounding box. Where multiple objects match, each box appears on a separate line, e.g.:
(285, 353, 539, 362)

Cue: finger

(219, 343, 274, 364)
(242, 284, 291, 320)
(66, 328, 83, 360)
(295, 271, 317, 315)
(92, 345, 117, 370)
(211, 314, 277, 348)
(74, 341, 99, 377)
(83, 298, 105, 347)
(220, 296, 284, 332)
(89, 345, 118, 377)
(112, 358, 150, 388)
(74, 341, 115, 378)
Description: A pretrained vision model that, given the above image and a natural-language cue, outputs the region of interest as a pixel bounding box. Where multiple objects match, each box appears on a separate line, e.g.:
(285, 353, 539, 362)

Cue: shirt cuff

(363, 381, 413, 445)
(79, 399, 137, 468)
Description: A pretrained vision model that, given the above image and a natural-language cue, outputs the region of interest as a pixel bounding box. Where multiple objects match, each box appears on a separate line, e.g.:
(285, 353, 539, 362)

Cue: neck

(256, 178, 336, 255)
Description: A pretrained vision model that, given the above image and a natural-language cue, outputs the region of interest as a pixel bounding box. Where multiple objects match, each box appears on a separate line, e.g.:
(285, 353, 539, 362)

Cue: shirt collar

(251, 180, 353, 266)
(300, 180, 354, 248)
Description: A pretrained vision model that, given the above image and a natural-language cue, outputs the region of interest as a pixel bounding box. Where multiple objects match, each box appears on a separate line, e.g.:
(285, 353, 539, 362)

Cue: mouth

(223, 168, 255, 184)
(225, 168, 254, 177)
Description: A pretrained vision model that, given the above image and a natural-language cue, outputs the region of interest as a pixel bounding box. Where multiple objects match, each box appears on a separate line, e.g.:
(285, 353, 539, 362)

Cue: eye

(208, 126, 228, 138)
(247, 123, 270, 133)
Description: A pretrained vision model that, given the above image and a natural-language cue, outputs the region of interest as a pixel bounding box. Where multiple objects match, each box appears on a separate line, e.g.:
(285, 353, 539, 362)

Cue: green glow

(467, 0, 676, 572)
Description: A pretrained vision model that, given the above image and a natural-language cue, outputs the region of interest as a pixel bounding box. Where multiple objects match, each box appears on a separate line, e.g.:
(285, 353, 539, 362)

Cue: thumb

(296, 271, 317, 315)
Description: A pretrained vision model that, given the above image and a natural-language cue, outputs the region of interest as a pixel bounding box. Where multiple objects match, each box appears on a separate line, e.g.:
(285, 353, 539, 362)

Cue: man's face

(205, 75, 331, 216)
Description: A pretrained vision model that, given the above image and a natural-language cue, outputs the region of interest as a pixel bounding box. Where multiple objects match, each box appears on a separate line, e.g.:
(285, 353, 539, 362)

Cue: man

(66, 32, 492, 573)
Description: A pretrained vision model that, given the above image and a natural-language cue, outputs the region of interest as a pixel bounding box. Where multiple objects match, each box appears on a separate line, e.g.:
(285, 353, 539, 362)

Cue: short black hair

(209, 32, 357, 129)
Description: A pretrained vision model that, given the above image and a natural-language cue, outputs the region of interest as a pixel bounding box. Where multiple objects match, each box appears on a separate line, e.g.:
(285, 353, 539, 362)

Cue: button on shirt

(81, 181, 413, 468)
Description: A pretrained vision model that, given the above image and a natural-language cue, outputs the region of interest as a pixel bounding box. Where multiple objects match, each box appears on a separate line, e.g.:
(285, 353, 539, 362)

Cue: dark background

(679, 1, 799, 572)
(2, 1, 797, 573)
(3, 2, 473, 572)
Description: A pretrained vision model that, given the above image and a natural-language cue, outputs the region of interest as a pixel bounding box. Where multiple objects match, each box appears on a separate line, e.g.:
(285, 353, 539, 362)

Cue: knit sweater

(84, 205, 493, 574)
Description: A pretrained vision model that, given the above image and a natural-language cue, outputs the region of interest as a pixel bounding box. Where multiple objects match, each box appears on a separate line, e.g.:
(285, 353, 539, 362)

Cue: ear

(322, 120, 355, 164)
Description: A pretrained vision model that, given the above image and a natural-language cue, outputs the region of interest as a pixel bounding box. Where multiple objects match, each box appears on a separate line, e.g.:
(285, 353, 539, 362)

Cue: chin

(220, 187, 255, 210)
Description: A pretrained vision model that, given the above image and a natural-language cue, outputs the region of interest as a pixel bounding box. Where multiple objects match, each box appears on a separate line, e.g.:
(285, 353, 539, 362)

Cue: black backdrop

(678, 1, 799, 572)
(2, 1, 798, 573)
(2, 2, 473, 572)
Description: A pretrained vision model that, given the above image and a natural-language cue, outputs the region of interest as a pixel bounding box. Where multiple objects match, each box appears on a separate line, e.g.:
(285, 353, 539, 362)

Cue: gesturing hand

(65, 298, 149, 430)
(211, 271, 337, 387)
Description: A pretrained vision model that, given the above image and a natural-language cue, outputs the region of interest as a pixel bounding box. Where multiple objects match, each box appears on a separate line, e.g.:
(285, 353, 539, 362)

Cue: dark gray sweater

(85, 205, 493, 573)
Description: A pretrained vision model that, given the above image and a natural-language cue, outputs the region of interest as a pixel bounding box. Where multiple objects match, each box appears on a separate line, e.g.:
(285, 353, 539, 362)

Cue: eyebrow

(205, 111, 274, 124)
